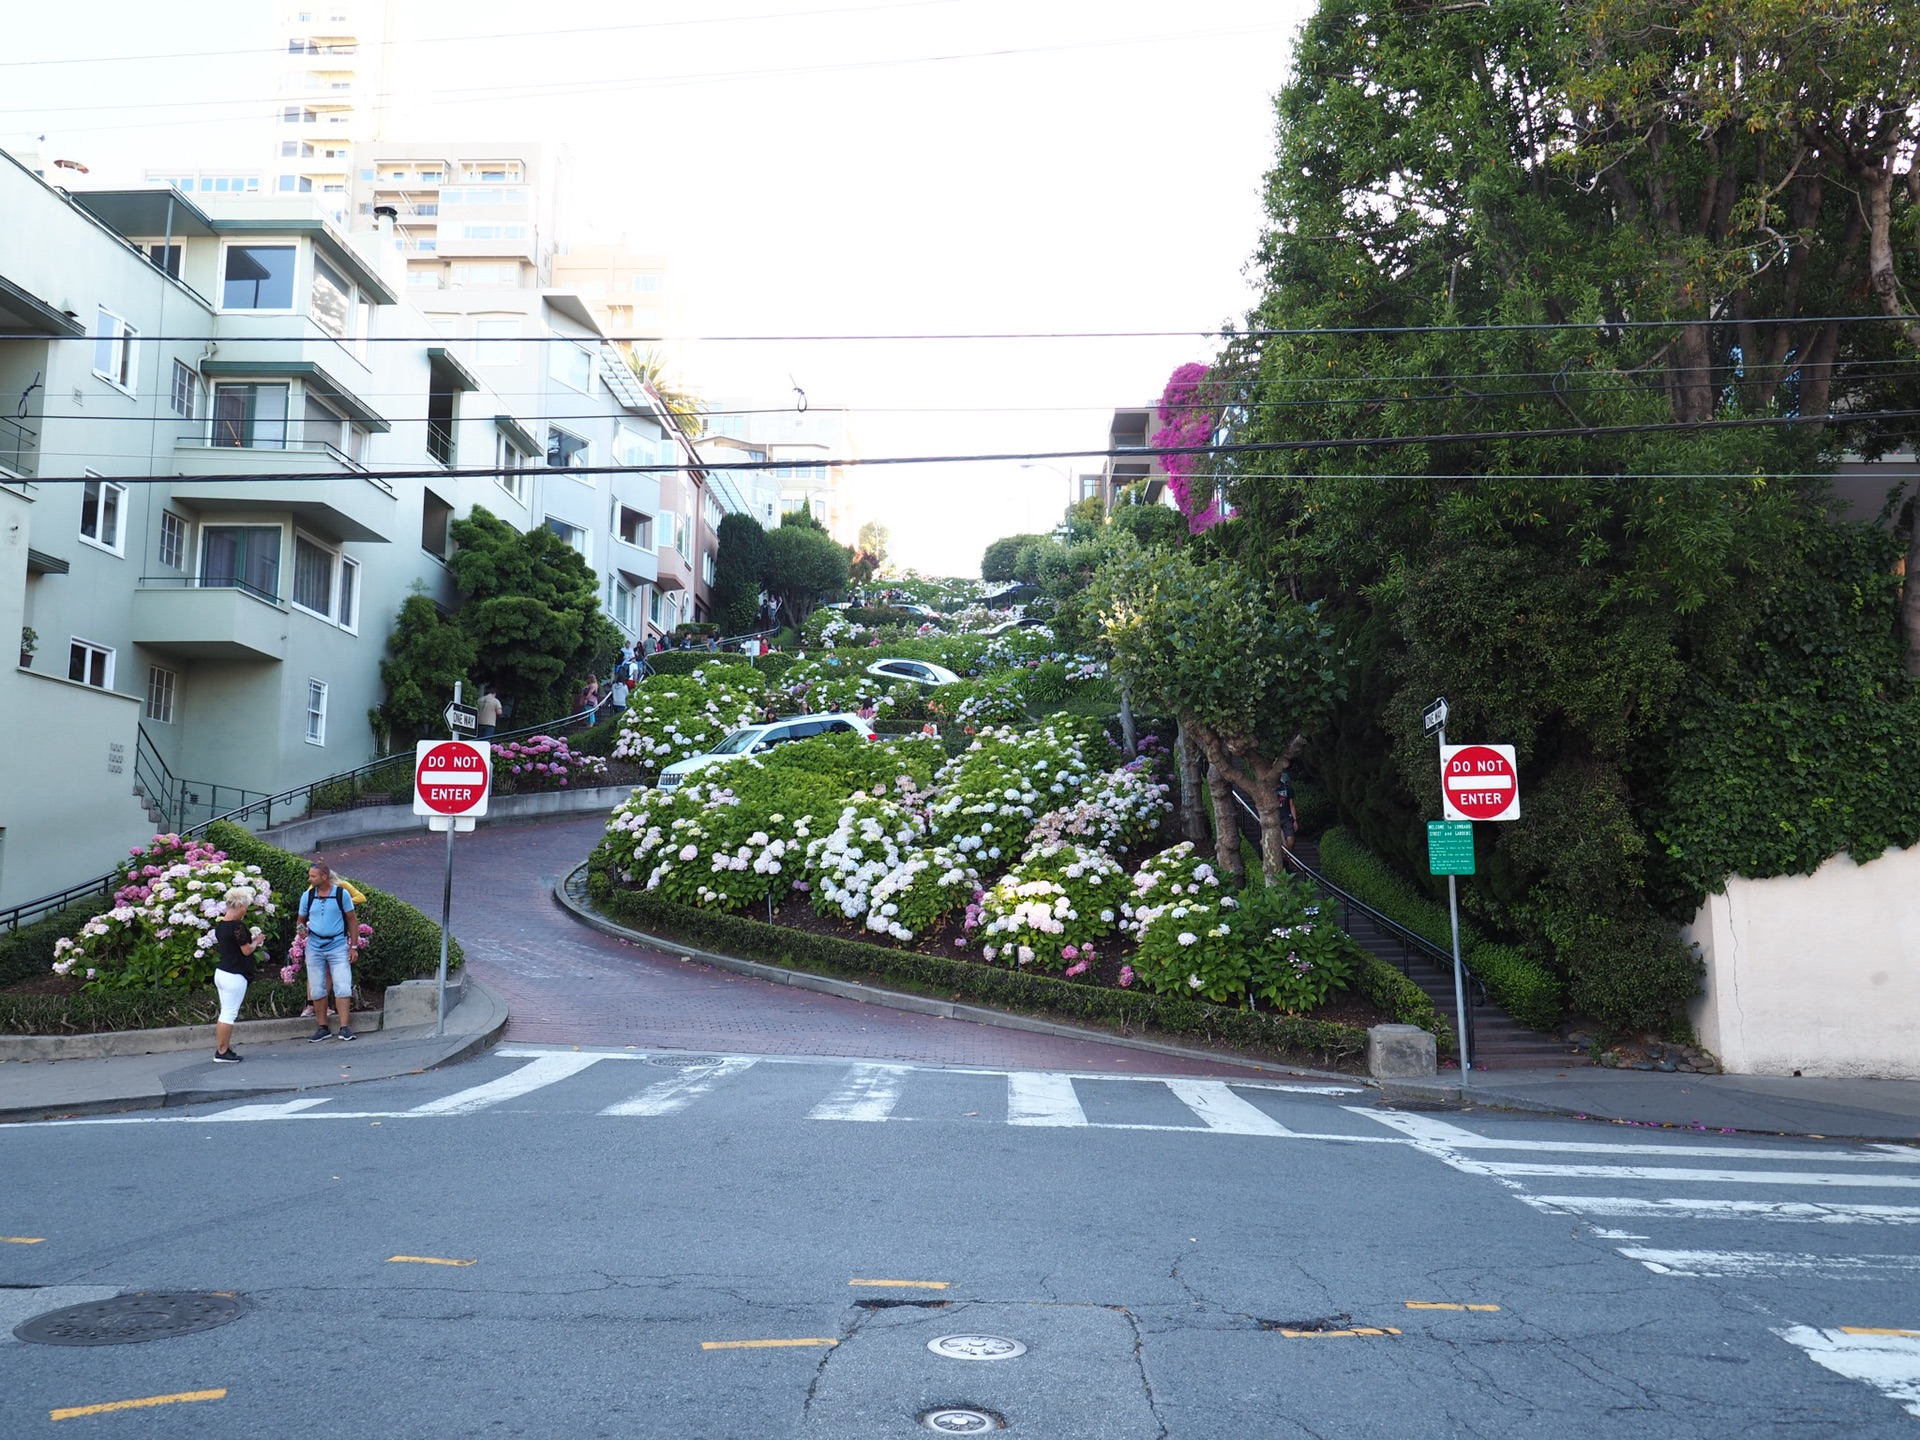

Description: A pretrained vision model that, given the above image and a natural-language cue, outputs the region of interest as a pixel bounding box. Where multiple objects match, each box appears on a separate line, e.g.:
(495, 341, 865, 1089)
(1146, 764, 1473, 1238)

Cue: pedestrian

(1276, 769, 1299, 852)
(474, 684, 503, 739)
(575, 675, 601, 716)
(298, 861, 360, 1041)
(607, 666, 630, 712)
(211, 886, 264, 1064)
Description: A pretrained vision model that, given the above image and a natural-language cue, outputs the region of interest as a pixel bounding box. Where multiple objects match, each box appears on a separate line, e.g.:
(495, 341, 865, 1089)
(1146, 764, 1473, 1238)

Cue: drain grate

(919, 1406, 1005, 1433)
(14, 1292, 248, 1347)
(928, 1334, 1026, 1361)
(1259, 1313, 1351, 1333)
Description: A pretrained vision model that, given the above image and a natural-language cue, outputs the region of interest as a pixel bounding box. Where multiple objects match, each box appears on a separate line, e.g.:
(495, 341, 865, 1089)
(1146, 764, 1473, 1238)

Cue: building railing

(0, 415, 36, 478)
(138, 574, 284, 607)
(178, 436, 375, 475)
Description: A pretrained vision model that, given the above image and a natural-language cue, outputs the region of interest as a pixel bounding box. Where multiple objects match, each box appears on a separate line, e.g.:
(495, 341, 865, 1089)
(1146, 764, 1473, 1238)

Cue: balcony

(0, 415, 34, 479)
(609, 533, 660, 586)
(132, 579, 288, 662)
(171, 445, 396, 543)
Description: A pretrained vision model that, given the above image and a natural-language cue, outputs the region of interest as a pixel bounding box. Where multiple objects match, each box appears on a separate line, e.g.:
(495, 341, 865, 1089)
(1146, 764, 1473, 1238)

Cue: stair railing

(133, 725, 180, 832)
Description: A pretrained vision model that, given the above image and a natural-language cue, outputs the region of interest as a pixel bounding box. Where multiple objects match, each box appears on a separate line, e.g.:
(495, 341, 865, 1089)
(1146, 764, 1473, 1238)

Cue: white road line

(805, 1063, 910, 1123)
(495, 1047, 651, 1061)
(1623, 1248, 1920, 1280)
(1478, 1162, 1920, 1189)
(1521, 1196, 1920, 1225)
(404, 1053, 611, 1116)
(601, 1058, 758, 1117)
(1774, 1325, 1920, 1419)
(1006, 1073, 1087, 1127)
(1354, 1109, 1908, 1163)
(1163, 1080, 1295, 1136)
(202, 1098, 332, 1121)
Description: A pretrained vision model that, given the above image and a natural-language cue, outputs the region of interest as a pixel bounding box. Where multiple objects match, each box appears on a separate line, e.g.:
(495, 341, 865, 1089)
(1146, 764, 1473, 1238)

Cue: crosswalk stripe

(1475, 1162, 1920, 1189)
(1355, 1109, 1906, 1163)
(601, 1058, 758, 1117)
(405, 1053, 611, 1116)
(1622, 1248, 1920, 1279)
(1006, 1072, 1087, 1127)
(807, 1064, 911, 1122)
(1163, 1080, 1294, 1136)
(203, 1099, 332, 1121)
(1774, 1326, 1920, 1419)
(1521, 1196, 1920, 1225)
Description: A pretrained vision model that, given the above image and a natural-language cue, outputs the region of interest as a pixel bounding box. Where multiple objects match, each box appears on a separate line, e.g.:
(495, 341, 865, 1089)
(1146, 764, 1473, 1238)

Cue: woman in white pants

(211, 887, 263, 1064)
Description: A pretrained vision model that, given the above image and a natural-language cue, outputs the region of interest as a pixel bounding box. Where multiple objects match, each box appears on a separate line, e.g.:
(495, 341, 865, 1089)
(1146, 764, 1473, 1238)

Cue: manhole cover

(919, 1406, 1004, 1433)
(928, 1334, 1026, 1361)
(648, 1055, 721, 1067)
(14, 1292, 248, 1347)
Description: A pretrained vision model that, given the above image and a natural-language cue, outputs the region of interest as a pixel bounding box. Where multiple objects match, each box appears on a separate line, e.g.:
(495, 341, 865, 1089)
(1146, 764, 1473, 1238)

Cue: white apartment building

(707, 402, 858, 542)
(347, 143, 565, 294)
(0, 150, 679, 909)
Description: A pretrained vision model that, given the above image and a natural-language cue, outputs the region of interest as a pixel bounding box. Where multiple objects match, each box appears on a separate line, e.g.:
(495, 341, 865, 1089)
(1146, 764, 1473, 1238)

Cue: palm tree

(627, 348, 707, 438)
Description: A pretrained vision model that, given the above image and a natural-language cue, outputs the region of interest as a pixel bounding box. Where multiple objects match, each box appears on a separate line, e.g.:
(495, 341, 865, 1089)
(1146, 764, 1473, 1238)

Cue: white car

(656, 713, 877, 789)
(978, 617, 1050, 636)
(865, 658, 961, 688)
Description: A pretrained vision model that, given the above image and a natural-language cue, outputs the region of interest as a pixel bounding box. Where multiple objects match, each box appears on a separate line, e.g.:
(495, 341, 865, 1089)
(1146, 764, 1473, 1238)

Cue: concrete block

(382, 975, 464, 1029)
(1368, 1023, 1437, 1079)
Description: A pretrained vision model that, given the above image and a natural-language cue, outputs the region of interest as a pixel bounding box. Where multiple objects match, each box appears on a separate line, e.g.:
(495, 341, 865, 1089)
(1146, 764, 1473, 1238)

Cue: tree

(1089, 545, 1345, 881)
(856, 521, 890, 565)
(981, 533, 1043, 582)
(1109, 502, 1187, 552)
(761, 519, 850, 627)
(711, 513, 770, 635)
(626, 349, 707, 439)
(376, 591, 476, 744)
(448, 507, 620, 723)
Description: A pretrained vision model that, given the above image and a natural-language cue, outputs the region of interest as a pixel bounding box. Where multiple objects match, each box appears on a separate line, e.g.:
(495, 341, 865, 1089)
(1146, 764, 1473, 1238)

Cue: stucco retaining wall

(1687, 844, 1920, 1080)
(260, 783, 638, 854)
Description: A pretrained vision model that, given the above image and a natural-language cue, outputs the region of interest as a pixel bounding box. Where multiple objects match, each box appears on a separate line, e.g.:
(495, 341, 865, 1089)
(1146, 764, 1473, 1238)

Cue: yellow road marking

(848, 1279, 950, 1289)
(1841, 1326, 1920, 1337)
(51, 1389, 226, 1422)
(1278, 1327, 1401, 1338)
(1406, 1302, 1501, 1312)
(701, 1338, 838, 1351)
(1, 1236, 46, 1244)
(387, 1255, 475, 1267)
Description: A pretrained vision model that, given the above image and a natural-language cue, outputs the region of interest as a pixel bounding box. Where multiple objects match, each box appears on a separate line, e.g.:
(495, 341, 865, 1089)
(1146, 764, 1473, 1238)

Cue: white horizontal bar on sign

(1445, 774, 1512, 791)
(1622, 1248, 1920, 1280)
(1523, 1196, 1920, 1225)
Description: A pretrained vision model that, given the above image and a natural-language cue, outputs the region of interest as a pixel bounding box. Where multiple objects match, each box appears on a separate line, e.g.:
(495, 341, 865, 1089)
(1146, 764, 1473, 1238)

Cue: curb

(0, 1009, 387, 1063)
(0, 982, 510, 1125)
(551, 865, 1370, 1085)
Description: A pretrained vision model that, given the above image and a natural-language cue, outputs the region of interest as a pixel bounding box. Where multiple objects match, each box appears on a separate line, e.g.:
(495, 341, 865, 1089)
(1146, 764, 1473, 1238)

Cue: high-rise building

(270, 3, 396, 222)
(551, 242, 678, 343)
(346, 143, 565, 294)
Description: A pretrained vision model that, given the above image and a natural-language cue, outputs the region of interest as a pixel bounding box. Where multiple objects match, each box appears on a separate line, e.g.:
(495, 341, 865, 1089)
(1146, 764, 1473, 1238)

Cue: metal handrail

(133, 725, 179, 831)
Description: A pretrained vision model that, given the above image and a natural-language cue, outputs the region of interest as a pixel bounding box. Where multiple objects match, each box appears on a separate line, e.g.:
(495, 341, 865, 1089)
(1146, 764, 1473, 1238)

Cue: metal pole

(1448, 872, 1470, 1087)
(434, 819, 454, 1037)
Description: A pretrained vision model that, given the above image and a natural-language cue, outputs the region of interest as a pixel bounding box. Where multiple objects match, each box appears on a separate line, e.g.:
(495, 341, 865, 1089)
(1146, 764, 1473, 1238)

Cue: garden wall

(263, 783, 637, 853)
(1686, 844, 1920, 1080)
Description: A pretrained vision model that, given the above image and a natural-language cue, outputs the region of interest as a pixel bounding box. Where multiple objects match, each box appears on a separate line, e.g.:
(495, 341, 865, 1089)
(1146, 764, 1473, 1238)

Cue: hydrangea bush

(976, 843, 1125, 972)
(926, 675, 1028, 732)
(1119, 841, 1226, 938)
(52, 834, 279, 990)
(494, 735, 608, 792)
(806, 795, 973, 940)
(612, 664, 770, 771)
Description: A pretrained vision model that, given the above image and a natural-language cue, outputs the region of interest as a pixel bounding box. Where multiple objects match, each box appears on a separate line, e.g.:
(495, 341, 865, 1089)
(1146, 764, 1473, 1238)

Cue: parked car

(656, 713, 877, 789)
(978, 616, 1050, 636)
(865, 658, 961, 687)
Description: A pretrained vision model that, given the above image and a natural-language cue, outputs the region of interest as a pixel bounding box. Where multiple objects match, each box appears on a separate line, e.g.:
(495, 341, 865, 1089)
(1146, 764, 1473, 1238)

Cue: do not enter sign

(1441, 743, 1520, 822)
(413, 740, 492, 818)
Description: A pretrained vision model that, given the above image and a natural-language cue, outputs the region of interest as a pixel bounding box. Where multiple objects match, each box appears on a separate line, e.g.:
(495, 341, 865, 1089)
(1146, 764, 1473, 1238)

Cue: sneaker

(335, 1027, 358, 1041)
(308, 1026, 334, 1042)
(212, 1050, 242, 1064)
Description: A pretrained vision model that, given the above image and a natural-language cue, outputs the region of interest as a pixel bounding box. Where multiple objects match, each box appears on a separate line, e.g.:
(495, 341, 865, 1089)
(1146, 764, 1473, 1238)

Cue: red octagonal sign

(413, 740, 492, 817)
(1441, 743, 1520, 822)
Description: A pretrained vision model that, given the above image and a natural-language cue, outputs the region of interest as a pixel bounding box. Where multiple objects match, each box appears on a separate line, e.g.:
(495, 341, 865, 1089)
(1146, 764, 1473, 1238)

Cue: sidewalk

(1383, 1065, 1920, 1143)
(0, 981, 508, 1125)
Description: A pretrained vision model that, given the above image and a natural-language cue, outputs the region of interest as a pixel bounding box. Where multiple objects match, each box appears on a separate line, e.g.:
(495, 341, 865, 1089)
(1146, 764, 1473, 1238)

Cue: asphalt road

(5, 1047, 1919, 1437)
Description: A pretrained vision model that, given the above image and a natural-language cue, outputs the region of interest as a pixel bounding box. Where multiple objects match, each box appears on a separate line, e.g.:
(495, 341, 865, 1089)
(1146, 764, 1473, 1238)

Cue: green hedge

(204, 821, 462, 989)
(752, 653, 799, 682)
(0, 897, 113, 990)
(645, 651, 750, 676)
(1353, 955, 1454, 1054)
(1318, 825, 1565, 1031)
(311, 761, 412, 811)
(0, 981, 312, 1036)
(586, 869, 1369, 1067)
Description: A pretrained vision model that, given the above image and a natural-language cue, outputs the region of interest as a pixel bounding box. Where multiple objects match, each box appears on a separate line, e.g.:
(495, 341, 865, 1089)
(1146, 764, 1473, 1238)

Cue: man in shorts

(299, 861, 360, 1040)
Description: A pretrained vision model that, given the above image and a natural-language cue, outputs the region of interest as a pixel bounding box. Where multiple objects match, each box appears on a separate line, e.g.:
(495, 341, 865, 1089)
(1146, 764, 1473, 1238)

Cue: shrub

(0, 897, 115, 989)
(644, 650, 751, 677)
(612, 664, 770, 771)
(1022, 661, 1074, 706)
(926, 675, 1028, 732)
(975, 844, 1126, 972)
(806, 796, 973, 941)
(493, 734, 609, 792)
(751, 652, 799, 682)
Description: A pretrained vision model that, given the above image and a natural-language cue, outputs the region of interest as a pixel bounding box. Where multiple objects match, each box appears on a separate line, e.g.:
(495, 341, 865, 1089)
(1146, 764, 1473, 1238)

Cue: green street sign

(1427, 820, 1475, 876)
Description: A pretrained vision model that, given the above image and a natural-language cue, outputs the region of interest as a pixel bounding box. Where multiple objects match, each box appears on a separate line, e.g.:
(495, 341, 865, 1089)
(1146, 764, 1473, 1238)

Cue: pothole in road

(917, 1406, 1006, 1433)
(1259, 1313, 1351, 1333)
(14, 1292, 249, 1346)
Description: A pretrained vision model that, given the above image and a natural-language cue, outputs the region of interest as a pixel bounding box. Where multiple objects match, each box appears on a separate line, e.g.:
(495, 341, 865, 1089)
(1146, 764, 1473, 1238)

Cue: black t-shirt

(213, 919, 254, 980)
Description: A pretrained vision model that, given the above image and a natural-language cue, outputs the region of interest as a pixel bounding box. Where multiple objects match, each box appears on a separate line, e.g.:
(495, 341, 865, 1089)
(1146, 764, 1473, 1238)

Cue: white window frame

(92, 308, 138, 393)
(544, 515, 587, 561)
(146, 664, 177, 723)
(170, 359, 198, 420)
(218, 241, 300, 314)
(495, 433, 530, 503)
(337, 556, 360, 634)
(290, 530, 339, 620)
(158, 510, 187, 569)
(309, 254, 353, 340)
(68, 638, 114, 690)
(304, 678, 328, 745)
(612, 579, 636, 630)
(78, 474, 127, 556)
(547, 426, 589, 470)
(616, 504, 652, 549)
(548, 339, 595, 394)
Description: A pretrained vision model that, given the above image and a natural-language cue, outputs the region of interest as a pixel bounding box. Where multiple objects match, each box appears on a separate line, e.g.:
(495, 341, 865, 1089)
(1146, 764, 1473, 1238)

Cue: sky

(1, 0, 1313, 575)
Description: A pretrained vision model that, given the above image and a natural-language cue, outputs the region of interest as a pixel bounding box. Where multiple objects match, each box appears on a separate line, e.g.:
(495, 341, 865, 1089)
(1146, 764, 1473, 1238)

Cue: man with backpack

(298, 860, 361, 1041)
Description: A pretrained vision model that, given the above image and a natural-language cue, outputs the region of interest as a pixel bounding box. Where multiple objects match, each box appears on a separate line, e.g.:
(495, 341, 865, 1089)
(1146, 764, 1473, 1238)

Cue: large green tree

(710, 512, 770, 635)
(375, 590, 477, 744)
(761, 512, 850, 627)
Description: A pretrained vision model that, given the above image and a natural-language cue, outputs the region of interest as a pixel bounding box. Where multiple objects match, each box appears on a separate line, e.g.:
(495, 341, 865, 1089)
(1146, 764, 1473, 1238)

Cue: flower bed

(492, 734, 609, 792)
(611, 663, 771, 773)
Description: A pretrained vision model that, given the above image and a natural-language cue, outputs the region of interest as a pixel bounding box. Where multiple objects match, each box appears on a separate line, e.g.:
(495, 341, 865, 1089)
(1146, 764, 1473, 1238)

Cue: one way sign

(444, 701, 478, 734)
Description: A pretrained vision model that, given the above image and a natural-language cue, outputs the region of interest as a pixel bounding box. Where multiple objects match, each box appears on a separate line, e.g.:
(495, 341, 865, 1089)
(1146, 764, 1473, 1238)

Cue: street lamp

(1018, 460, 1076, 532)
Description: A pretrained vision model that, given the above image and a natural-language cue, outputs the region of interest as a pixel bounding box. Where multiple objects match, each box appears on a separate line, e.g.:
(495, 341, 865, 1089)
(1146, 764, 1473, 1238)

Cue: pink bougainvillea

(1152, 362, 1222, 532)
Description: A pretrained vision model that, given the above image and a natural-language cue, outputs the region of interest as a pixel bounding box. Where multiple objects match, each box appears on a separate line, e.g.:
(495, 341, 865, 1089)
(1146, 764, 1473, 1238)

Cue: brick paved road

(324, 817, 1277, 1077)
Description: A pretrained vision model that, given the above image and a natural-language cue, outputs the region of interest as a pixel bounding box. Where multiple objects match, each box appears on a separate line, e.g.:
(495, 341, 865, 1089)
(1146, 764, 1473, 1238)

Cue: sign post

(1430, 735, 1523, 1086)
(413, 728, 491, 1036)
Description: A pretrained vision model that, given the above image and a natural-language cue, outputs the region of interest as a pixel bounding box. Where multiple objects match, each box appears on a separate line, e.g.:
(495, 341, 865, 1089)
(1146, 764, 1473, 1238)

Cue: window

(548, 340, 594, 393)
(495, 433, 529, 502)
(146, 244, 182, 278)
(649, 588, 662, 624)
(408, 266, 443, 289)
(92, 308, 138, 390)
(616, 426, 654, 467)
(68, 639, 113, 689)
(451, 261, 519, 287)
(293, 535, 336, 616)
(459, 223, 528, 242)
(158, 511, 186, 569)
(613, 580, 635, 629)
(303, 395, 344, 453)
(170, 359, 198, 419)
(201, 525, 281, 600)
(422, 490, 453, 559)
(146, 665, 177, 723)
(545, 516, 586, 551)
(616, 505, 652, 548)
(211, 383, 289, 448)
(702, 551, 716, 586)
(338, 557, 359, 631)
(474, 316, 519, 363)
(547, 427, 588, 468)
(309, 255, 351, 338)
(426, 380, 456, 466)
(305, 680, 328, 745)
(79, 476, 126, 554)
(221, 244, 297, 310)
